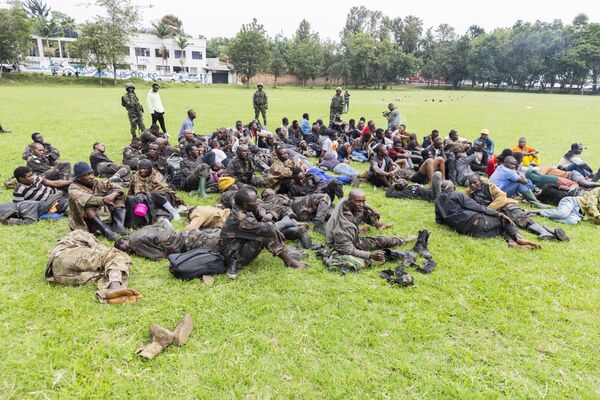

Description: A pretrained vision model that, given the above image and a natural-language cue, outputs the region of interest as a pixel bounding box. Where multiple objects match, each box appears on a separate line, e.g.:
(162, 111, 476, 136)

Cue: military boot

(173, 314, 194, 346)
(190, 176, 209, 198)
(92, 216, 118, 241)
(111, 208, 128, 235)
(137, 324, 174, 360)
(226, 259, 238, 280)
(411, 230, 432, 260)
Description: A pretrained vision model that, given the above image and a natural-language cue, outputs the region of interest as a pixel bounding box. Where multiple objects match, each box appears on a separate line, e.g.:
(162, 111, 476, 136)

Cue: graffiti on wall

(20, 63, 212, 83)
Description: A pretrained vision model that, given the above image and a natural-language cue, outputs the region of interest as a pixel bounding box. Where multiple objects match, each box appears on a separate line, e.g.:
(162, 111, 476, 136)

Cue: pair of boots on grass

(137, 314, 194, 360)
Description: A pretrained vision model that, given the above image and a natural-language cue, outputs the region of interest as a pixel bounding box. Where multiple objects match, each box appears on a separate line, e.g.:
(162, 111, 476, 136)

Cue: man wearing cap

(121, 83, 145, 138)
(253, 83, 268, 126)
(146, 83, 166, 133)
(68, 162, 127, 241)
(330, 87, 344, 123)
(477, 129, 495, 156)
(558, 143, 599, 180)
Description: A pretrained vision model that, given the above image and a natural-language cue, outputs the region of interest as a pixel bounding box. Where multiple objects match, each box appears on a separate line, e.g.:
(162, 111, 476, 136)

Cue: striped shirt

(13, 176, 57, 203)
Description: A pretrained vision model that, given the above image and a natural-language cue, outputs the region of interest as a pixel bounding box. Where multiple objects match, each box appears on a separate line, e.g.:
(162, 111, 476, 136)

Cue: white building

(24, 33, 234, 83)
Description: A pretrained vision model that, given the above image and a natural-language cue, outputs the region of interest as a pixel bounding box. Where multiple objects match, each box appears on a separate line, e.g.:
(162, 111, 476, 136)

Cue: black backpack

(166, 154, 184, 189)
(168, 248, 226, 280)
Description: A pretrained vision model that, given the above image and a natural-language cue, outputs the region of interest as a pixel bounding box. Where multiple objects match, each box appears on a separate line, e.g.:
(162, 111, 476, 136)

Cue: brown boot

(173, 314, 194, 346)
(136, 324, 174, 360)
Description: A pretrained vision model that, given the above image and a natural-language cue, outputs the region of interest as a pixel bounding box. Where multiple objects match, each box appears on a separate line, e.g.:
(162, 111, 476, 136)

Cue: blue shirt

(489, 165, 521, 191)
(178, 117, 195, 140)
(300, 118, 311, 135)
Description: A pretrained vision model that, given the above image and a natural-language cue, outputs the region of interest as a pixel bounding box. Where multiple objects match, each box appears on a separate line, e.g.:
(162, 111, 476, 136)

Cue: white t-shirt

(322, 138, 338, 157)
(212, 149, 227, 163)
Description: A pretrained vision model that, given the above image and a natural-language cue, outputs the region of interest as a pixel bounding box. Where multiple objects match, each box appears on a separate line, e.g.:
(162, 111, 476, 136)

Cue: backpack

(168, 248, 226, 280)
(166, 154, 184, 189)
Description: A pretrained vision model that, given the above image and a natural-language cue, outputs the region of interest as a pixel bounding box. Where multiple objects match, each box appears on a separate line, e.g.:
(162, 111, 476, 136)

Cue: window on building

(137, 65, 147, 71)
(192, 51, 202, 60)
(29, 39, 40, 57)
(174, 50, 186, 59)
(135, 47, 151, 57)
(190, 67, 198, 73)
(156, 65, 171, 73)
(173, 66, 189, 73)
(122, 47, 131, 56)
(155, 48, 170, 58)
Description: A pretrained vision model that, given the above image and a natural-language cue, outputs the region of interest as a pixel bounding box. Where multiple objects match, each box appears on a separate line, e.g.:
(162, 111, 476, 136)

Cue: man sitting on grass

(218, 188, 309, 279)
(325, 189, 417, 268)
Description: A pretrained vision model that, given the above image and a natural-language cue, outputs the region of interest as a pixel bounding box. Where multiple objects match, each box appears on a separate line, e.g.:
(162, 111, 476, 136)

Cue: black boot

(542, 225, 570, 242)
(226, 259, 238, 280)
(92, 216, 118, 241)
(411, 230, 432, 260)
(111, 208, 128, 235)
(527, 222, 555, 240)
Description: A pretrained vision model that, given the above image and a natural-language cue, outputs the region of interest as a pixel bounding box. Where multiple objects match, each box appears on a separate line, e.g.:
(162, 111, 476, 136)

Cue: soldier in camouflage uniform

(122, 137, 143, 170)
(252, 83, 268, 126)
(329, 86, 344, 124)
(225, 144, 266, 187)
(261, 189, 331, 234)
(121, 82, 145, 138)
(266, 147, 303, 192)
(325, 190, 416, 269)
(68, 162, 127, 241)
(115, 218, 220, 260)
(218, 188, 308, 279)
(45, 229, 141, 304)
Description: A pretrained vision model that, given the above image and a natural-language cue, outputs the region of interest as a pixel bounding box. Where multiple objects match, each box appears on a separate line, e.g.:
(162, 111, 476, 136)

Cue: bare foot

(377, 223, 393, 230)
(516, 237, 541, 250)
(359, 226, 370, 233)
(106, 288, 142, 304)
(288, 260, 310, 269)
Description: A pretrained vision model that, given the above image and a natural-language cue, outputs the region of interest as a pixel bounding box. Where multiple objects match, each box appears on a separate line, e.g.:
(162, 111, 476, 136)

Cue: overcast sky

(13, 0, 600, 40)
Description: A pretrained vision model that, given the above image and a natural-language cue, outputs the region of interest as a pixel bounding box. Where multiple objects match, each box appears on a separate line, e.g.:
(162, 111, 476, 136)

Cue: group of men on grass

(4, 93, 600, 303)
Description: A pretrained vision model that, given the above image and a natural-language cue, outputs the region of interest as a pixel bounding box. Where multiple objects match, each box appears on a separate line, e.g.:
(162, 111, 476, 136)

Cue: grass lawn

(0, 83, 599, 399)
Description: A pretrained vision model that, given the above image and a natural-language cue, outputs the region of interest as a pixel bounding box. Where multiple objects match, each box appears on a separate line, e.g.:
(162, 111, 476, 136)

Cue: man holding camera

(384, 103, 401, 130)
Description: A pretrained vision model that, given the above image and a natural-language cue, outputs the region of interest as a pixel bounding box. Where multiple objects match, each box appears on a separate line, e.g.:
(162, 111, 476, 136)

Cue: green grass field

(0, 83, 599, 399)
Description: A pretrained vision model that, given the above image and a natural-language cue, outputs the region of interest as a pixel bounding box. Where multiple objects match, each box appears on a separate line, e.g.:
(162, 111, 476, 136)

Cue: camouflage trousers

(128, 111, 145, 137)
(357, 236, 403, 251)
(291, 193, 331, 224)
(254, 106, 267, 124)
(46, 239, 131, 302)
(183, 228, 221, 252)
(220, 222, 284, 266)
(97, 162, 131, 180)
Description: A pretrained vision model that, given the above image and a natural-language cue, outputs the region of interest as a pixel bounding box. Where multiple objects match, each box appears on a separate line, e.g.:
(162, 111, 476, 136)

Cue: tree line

(216, 7, 600, 93)
(2, 2, 600, 92)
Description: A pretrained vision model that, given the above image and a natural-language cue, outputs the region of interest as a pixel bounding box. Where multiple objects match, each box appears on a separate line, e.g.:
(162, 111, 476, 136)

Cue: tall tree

(161, 14, 183, 36)
(174, 35, 190, 71)
(95, 0, 141, 84)
(0, 6, 33, 76)
(269, 34, 290, 87)
(401, 15, 423, 53)
(206, 37, 231, 59)
(69, 21, 110, 82)
(23, 0, 50, 18)
(152, 21, 172, 68)
(289, 19, 322, 86)
(227, 18, 270, 85)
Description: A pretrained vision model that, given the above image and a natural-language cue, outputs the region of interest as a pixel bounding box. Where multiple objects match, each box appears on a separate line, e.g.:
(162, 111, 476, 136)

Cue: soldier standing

(121, 82, 145, 138)
(252, 83, 268, 126)
(329, 87, 344, 123)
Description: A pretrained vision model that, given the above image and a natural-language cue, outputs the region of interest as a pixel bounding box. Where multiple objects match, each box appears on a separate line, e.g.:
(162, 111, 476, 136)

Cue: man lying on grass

(45, 230, 141, 304)
(435, 185, 541, 250)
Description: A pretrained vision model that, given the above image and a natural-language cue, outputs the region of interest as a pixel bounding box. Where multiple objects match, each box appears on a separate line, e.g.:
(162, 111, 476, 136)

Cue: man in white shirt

(146, 83, 166, 133)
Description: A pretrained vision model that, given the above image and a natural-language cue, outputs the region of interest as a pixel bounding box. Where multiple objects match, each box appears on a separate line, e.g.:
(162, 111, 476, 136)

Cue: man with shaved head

(325, 189, 417, 269)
